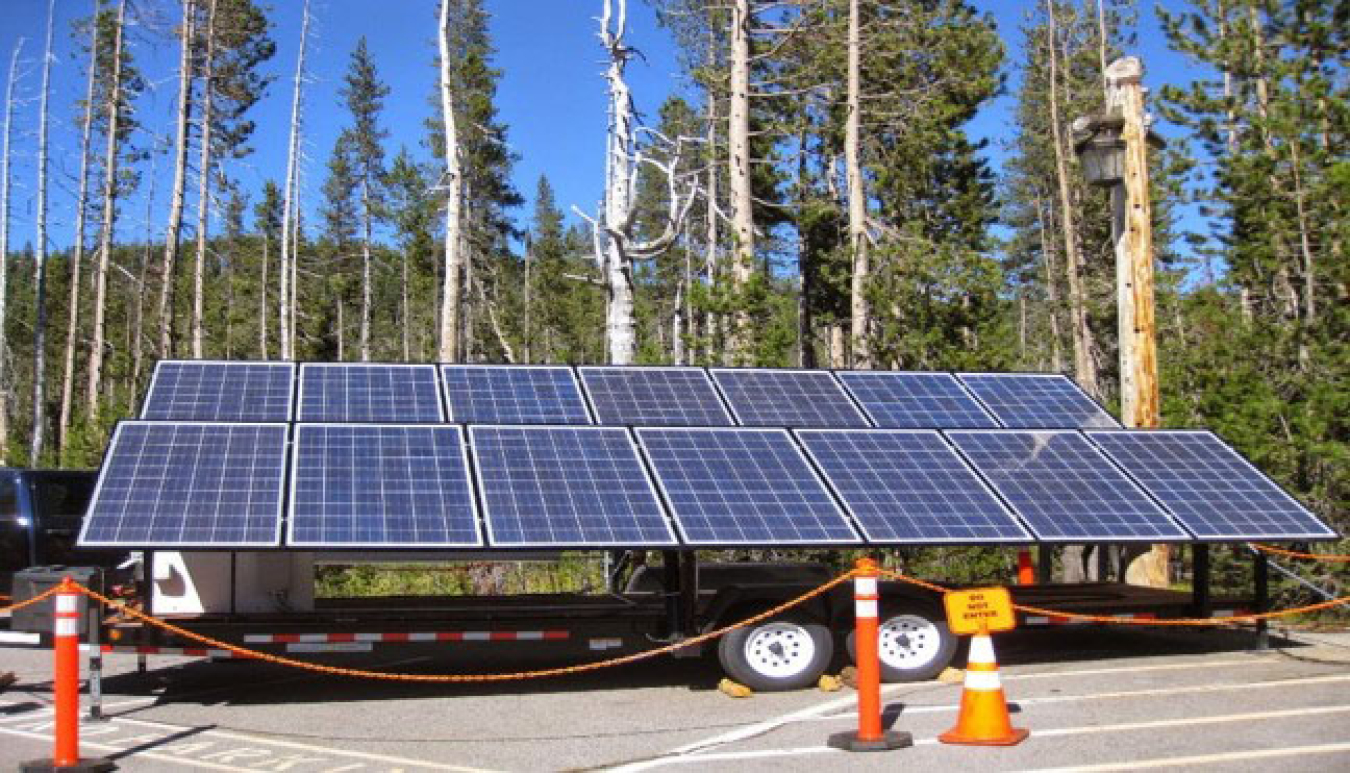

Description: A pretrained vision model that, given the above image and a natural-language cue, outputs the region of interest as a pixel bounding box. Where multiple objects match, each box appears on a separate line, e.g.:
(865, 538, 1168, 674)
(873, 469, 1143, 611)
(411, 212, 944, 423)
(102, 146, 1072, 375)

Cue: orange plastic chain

(0, 585, 60, 615)
(70, 573, 853, 683)
(875, 568, 1350, 626)
(1251, 543, 1350, 563)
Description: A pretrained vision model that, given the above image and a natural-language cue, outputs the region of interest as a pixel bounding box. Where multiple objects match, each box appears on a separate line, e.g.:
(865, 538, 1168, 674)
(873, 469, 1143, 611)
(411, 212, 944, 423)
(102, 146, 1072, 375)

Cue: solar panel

(957, 373, 1120, 429)
(141, 361, 294, 421)
(579, 367, 734, 426)
(946, 430, 1190, 541)
(78, 422, 287, 547)
(297, 364, 443, 422)
(1088, 430, 1338, 541)
(836, 371, 999, 429)
(289, 424, 481, 547)
(443, 366, 592, 425)
(637, 428, 861, 545)
(797, 430, 1030, 544)
(470, 426, 675, 546)
(709, 369, 870, 427)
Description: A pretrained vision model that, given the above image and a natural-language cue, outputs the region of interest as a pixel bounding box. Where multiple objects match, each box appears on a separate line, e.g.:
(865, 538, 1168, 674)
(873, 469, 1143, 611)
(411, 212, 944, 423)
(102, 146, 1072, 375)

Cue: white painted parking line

(1020, 741, 1350, 772)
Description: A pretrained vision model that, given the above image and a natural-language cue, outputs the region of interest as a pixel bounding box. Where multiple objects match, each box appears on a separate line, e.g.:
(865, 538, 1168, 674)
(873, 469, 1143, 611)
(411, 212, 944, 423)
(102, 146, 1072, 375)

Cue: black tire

(846, 607, 957, 682)
(717, 615, 834, 692)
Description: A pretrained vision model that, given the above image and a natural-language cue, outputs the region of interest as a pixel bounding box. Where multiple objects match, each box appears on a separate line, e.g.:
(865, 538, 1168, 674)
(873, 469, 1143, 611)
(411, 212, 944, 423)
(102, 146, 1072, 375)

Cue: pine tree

(338, 38, 389, 363)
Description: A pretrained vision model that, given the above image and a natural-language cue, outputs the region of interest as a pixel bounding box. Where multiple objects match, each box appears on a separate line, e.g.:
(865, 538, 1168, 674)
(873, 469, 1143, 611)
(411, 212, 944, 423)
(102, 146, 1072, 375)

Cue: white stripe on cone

(968, 634, 996, 664)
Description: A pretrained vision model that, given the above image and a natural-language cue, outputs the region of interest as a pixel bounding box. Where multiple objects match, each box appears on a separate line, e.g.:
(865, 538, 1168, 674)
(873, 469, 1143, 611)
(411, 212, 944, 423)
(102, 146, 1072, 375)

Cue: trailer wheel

(846, 608, 956, 682)
(718, 615, 833, 692)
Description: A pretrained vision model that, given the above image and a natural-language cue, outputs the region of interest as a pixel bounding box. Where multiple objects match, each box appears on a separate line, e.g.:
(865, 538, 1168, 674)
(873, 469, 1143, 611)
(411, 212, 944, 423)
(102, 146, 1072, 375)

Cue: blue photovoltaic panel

(298, 364, 443, 422)
(710, 369, 870, 427)
(141, 361, 294, 421)
(1089, 430, 1337, 541)
(78, 422, 287, 547)
(638, 428, 861, 545)
(443, 366, 592, 425)
(289, 425, 481, 547)
(947, 430, 1190, 542)
(836, 371, 998, 429)
(798, 430, 1030, 544)
(579, 367, 734, 426)
(957, 373, 1120, 429)
(471, 426, 675, 546)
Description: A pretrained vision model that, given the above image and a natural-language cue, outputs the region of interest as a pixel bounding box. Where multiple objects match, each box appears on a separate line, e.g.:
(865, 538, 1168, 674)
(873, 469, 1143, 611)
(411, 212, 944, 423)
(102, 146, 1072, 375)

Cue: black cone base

(827, 729, 914, 752)
(20, 757, 116, 772)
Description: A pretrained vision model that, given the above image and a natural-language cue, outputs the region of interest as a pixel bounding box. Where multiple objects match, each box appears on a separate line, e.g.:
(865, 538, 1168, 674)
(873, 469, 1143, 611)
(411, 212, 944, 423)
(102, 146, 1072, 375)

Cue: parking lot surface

(2, 625, 1349, 771)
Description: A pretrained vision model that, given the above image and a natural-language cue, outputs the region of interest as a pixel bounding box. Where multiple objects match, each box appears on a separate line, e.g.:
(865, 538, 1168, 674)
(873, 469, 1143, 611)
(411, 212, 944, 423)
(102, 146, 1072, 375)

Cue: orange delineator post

(21, 577, 112, 773)
(1017, 550, 1035, 585)
(826, 558, 912, 753)
(939, 623, 1028, 746)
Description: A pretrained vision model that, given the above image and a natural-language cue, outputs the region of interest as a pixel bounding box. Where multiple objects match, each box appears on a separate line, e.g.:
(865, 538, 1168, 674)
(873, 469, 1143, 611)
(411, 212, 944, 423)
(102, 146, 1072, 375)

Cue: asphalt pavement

(2, 625, 1349, 771)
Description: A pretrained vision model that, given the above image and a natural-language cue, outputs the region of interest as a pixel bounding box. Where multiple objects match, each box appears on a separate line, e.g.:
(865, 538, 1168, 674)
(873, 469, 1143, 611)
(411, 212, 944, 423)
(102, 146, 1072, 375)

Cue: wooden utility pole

(1107, 57, 1166, 588)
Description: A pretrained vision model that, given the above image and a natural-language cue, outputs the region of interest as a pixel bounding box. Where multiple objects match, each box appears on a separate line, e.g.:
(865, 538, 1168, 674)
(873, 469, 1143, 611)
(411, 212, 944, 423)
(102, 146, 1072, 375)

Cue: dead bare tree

(30, 0, 56, 464)
(158, 0, 196, 359)
(436, 0, 465, 363)
(279, 0, 310, 360)
(190, 0, 218, 358)
(0, 37, 23, 461)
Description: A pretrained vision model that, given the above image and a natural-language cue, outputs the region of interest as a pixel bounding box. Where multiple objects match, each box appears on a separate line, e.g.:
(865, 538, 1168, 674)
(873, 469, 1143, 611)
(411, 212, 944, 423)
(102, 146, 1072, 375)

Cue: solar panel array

(639, 429, 859, 545)
(289, 425, 480, 547)
(580, 367, 733, 426)
(957, 373, 1120, 429)
(1088, 431, 1338, 541)
(85, 360, 1336, 549)
(798, 430, 1029, 543)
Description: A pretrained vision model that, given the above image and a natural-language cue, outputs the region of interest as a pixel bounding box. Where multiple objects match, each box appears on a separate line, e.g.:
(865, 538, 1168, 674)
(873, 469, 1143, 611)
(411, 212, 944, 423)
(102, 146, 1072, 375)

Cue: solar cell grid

(946, 430, 1190, 542)
(798, 430, 1030, 543)
(443, 366, 592, 425)
(957, 373, 1120, 429)
(298, 364, 443, 422)
(638, 428, 861, 545)
(836, 371, 998, 429)
(141, 361, 294, 421)
(79, 422, 287, 547)
(710, 369, 870, 428)
(471, 426, 675, 546)
(289, 424, 481, 547)
(579, 367, 734, 426)
(1088, 430, 1337, 540)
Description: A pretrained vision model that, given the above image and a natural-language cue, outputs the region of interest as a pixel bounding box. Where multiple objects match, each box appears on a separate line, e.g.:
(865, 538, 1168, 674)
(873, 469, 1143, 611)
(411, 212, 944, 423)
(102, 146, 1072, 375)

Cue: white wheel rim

(744, 622, 817, 678)
(877, 615, 942, 670)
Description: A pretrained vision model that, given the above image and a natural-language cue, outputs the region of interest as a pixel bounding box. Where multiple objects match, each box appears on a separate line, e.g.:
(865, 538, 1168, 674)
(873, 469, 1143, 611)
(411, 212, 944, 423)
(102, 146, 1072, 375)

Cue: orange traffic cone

(939, 629, 1028, 746)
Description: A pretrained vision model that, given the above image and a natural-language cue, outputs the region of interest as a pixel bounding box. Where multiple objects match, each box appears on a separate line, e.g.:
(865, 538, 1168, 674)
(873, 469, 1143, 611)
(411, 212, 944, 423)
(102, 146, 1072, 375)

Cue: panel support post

(661, 550, 681, 638)
(678, 551, 698, 636)
(1036, 545, 1053, 584)
(1192, 544, 1211, 618)
(1253, 547, 1269, 650)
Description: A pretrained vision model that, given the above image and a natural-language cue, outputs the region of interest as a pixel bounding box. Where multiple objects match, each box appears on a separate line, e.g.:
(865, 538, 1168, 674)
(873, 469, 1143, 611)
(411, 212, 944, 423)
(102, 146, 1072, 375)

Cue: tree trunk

(58, 0, 102, 460)
(279, 0, 310, 360)
(360, 178, 372, 361)
(703, 83, 719, 361)
(0, 39, 22, 461)
(191, 0, 217, 359)
(30, 0, 57, 465)
(845, 0, 869, 368)
(158, 0, 196, 359)
(438, 0, 465, 363)
(521, 238, 531, 364)
(1045, 0, 1099, 396)
(87, 0, 127, 418)
(727, 0, 755, 356)
(258, 227, 268, 358)
(132, 161, 156, 391)
(1036, 193, 1066, 373)
(600, 0, 637, 365)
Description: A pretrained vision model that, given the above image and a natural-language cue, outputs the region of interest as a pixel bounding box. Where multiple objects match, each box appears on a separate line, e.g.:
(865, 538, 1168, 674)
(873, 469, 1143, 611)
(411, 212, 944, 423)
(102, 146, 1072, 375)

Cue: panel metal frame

(1086, 429, 1338, 541)
(833, 371, 1000, 429)
(79, 420, 290, 548)
(287, 423, 483, 548)
(468, 424, 678, 548)
(954, 371, 1121, 429)
(578, 365, 737, 427)
(442, 364, 594, 425)
(708, 367, 873, 428)
(796, 428, 1033, 544)
(140, 360, 297, 422)
(296, 362, 446, 423)
(636, 426, 862, 547)
(944, 428, 1192, 543)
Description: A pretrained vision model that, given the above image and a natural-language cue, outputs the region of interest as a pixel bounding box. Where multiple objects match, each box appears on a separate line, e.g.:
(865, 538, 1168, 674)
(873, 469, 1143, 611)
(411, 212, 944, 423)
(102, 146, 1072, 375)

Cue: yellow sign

(944, 587, 1015, 636)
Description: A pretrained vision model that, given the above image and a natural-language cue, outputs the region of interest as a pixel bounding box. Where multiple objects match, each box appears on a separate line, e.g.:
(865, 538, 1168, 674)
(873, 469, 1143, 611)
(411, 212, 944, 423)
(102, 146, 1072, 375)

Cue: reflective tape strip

(101, 645, 243, 659)
(1025, 616, 1049, 626)
(968, 634, 996, 664)
(54, 618, 80, 637)
(855, 577, 878, 596)
(964, 669, 1004, 691)
(855, 599, 879, 619)
(462, 632, 490, 641)
(55, 594, 80, 613)
(243, 630, 573, 643)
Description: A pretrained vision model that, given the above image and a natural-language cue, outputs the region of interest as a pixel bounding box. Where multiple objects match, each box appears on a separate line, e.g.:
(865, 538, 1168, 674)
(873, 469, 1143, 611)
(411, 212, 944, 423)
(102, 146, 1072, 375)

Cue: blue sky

(0, 1, 1204, 254)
